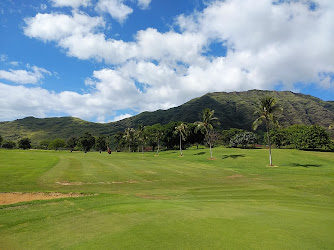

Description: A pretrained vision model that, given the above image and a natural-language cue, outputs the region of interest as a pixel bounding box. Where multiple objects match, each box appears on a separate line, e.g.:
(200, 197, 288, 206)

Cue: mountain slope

(0, 90, 333, 142)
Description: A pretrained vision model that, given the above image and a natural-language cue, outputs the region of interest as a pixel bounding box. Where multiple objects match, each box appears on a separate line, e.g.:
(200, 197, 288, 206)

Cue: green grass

(0, 148, 333, 249)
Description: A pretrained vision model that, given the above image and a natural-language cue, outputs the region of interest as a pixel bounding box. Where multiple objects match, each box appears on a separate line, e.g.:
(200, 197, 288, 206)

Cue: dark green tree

(136, 124, 146, 154)
(80, 132, 95, 153)
(2, 141, 16, 149)
(18, 138, 31, 150)
(113, 131, 126, 152)
(252, 96, 282, 166)
(195, 108, 219, 159)
(124, 128, 136, 153)
(67, 136, 78, 152)
(145, 124, 163, 153)
(0, 135, 3, 147)
(95, 136, 107, 153)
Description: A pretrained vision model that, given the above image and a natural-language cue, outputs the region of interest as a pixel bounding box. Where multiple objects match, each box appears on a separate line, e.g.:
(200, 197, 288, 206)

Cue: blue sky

(0, 0, 333, 123)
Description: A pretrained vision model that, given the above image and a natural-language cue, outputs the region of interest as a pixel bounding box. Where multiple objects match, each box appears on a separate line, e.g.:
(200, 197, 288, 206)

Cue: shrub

(18, 138, 32, 150)
(2, 141, 16, 149)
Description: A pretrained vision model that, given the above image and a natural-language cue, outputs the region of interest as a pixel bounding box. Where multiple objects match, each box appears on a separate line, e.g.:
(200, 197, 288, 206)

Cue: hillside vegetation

(1, 90, 333, 142)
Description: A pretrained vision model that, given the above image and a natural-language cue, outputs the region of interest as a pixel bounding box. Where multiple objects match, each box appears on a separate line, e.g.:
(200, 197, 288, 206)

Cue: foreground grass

(0, 148, 333, 249)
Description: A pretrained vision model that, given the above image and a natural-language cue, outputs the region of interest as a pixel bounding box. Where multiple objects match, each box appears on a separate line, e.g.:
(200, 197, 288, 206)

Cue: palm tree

(174, 123, 188, 156)
(252, 96, 282, 166)
(124, 128, 136, 153)
(137, 124, 145, 154)
(155, 127, 163, 155)
(195, 108, 219, 159)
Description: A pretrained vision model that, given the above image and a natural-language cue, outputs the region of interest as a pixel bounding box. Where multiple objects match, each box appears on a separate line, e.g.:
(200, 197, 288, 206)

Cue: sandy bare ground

(0, 192, 87, 205)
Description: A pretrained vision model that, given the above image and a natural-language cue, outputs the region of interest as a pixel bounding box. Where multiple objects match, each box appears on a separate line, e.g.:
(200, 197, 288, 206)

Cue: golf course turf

(0, 147, 333, 249)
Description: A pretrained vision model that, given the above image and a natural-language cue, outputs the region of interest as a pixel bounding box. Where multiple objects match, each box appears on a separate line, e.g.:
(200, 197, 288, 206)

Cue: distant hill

(1, 90, 333, 142)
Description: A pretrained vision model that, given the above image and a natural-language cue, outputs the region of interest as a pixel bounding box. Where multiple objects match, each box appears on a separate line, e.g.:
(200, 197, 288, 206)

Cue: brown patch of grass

(0, 192, 89, 205)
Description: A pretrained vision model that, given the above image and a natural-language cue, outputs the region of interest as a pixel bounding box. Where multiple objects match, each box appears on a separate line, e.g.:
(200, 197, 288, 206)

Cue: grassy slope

(0, 148, 333, 249)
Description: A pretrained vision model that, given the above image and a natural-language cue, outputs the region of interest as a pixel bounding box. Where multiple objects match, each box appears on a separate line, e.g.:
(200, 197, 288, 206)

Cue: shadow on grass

(291, 163, 322, 168)
(222, 154, 245, 159)
(194, 152, 206, 156)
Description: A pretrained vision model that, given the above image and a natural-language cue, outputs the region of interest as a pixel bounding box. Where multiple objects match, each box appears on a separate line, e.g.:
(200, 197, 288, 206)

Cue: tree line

(0, 96, 333, 165)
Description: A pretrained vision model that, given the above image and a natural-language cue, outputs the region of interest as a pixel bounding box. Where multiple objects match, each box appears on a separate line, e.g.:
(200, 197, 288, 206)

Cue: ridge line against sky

(0, 0, 333, 123)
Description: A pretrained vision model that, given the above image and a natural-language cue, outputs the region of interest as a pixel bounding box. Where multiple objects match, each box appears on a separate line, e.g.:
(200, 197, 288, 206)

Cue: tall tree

(80, 132, 95, 153)
(18, 138, 31, 150)
(252, 96, 282, 166)
(67, 136, 78, 152)
(195, 108, 219, 159)
(174, 123, 188, 156)
(136, 124, 146, 154)
(95, 136, 107, 153)
(152, 124, 163, 155)
(124, 128, 136, 153)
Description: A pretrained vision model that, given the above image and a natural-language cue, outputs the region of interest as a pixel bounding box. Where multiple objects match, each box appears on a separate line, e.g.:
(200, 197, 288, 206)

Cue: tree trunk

(209, 143, 213, 159)
(266, 121, 273, 166)
(157, 139, 160, 155)
(179, 134, 183, 156)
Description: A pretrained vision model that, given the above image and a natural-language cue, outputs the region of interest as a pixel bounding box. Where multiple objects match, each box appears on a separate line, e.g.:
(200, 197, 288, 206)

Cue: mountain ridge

(1, 90, 333, 142)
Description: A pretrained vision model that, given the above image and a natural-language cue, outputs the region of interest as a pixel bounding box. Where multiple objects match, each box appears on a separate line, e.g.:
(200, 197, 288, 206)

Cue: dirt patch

(228, 174, 243, 178)
(0, 192, 88, 205)
(266, 165, 278, 168)
(207, 158, 217, 160)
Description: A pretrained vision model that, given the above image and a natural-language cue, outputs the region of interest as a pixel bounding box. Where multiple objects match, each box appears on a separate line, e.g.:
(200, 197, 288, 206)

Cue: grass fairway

(0, 148, 333, 249)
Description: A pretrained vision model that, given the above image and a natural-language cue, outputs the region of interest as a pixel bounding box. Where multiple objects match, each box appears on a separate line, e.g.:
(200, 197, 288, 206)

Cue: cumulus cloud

(112, 113, 133, 122)
(50, 0, 91, 9)
(0, 66, 51, 84)
(24, 11, 104, 42)
(4, 0, 332, 122)
(95, 0, 133, 23)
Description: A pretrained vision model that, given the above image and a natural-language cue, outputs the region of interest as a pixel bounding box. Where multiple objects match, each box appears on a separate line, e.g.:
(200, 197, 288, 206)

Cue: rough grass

(0, 148, 333, 249)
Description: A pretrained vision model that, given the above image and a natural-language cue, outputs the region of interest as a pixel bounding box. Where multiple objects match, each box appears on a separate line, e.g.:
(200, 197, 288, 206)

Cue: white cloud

(0, 83, 58, 121)
(112, 113, 133, 122)
(4, 0, 332, 122)
(95, 0, 133, 23)
(24, 11, 104, 42)
(0, 66, 51, 84)
(50, 0, 91, 9)
(137, 0, 151, 9)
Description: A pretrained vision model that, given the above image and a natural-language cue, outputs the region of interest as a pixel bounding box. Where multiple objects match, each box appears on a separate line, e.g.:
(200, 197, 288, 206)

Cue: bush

(49, 138, 66, 150)
(18, 138, 31, 150)
(230, 132, 257, 148)
(2, 141, 16, 149)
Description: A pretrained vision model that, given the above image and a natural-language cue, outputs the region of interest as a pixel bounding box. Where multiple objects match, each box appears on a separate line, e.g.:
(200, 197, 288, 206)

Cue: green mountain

(1, 90, 333, 142)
